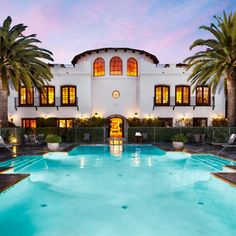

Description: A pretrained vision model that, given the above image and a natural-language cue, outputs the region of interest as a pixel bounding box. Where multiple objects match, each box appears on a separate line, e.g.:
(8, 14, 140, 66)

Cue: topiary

(171, 133, 187, 143)
(45, 134, 62, 143)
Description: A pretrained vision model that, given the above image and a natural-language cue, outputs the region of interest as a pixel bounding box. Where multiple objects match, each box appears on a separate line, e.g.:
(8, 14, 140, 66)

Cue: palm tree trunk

(226, 76, 236, 127)
(0, 90, 8, 127)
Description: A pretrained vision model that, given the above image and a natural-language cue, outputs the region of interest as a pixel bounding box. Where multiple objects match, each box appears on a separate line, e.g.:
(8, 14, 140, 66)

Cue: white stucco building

(8, 47, 225, 137)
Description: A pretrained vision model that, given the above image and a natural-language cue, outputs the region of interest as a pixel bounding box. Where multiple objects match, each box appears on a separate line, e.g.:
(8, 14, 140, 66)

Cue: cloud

(0, 0, 235, 63)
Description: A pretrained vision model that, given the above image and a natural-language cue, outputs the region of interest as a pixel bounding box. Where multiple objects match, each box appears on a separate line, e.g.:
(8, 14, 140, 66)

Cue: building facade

(8, 47, 225, 137)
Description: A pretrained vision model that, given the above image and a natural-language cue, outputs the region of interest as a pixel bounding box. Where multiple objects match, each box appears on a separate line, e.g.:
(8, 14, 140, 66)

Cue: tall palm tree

(0, 16, 53, 127)
(184, 11, 236, 126)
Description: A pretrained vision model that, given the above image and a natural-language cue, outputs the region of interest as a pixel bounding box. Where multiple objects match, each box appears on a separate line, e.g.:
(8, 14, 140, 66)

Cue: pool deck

(212, 172, 236, 187)
(0, 174, 30, 193)
(0, 167, 13, 173)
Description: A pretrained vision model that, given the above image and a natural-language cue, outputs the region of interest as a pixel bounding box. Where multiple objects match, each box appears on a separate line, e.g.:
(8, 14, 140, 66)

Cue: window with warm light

(110, 56, 123, 75)
(22, 119, 36, 128)
(193, 118, 207, 127)
(40, 86, 55, 106)
(154, 85, 170, 105)
(61, 85, 76, 106)
(196, 86, 210, 105)
(175, 86, 190, 105)
(58, 118, 74, 128)
(19, 87, 34, 106)
(127, 57, 138, 76)
(93, 58, 105, 77)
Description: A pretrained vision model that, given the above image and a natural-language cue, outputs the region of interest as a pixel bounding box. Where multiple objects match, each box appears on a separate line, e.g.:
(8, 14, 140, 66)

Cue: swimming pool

(0, 145, 236, 236)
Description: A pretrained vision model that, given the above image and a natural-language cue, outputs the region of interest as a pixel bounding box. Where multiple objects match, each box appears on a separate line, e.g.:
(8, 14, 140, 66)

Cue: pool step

(0, 156, 42, 172)
(191, 154, 233, 171)
(14, 157, 42, 172)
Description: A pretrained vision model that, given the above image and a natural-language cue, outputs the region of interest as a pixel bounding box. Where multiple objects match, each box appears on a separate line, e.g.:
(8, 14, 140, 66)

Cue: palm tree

(0, 16, 53, 127)
(184, 11, 236, 126)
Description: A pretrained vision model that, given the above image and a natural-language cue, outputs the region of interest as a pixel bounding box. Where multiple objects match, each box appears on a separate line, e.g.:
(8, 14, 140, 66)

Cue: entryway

(109, 117, 123, 138)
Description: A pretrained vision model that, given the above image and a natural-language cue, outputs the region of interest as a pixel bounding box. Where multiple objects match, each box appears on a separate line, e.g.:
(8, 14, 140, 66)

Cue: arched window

(127, 57, 138, 76)
(93, 58, 105, 77)
(110, 56, 123, 75)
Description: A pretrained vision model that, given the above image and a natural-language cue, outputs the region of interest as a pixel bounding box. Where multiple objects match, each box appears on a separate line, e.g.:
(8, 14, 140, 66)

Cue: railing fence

(0, 126, 235, 145)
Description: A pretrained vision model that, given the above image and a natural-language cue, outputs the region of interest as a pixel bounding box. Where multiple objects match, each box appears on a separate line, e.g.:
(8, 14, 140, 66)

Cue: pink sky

(0, 0, 235, 63)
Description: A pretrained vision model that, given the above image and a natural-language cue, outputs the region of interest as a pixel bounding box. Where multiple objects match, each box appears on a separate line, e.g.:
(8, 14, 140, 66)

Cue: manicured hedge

(128, 127, 234, 143)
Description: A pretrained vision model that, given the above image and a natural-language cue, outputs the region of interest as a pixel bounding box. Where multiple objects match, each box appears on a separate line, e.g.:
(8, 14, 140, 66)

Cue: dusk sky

(1, 0, 235, 64)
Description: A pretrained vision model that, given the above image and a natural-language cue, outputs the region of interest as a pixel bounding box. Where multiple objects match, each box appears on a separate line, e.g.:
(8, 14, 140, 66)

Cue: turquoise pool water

(0, 145, 236, 236)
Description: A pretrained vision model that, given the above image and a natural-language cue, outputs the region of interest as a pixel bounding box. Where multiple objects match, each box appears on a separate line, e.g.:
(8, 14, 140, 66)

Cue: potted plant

(171, 133, 187, 150)
(45, 135, 62, 151)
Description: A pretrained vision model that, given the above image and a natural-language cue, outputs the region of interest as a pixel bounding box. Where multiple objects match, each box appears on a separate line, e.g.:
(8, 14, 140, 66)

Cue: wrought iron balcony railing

(153, 96, 215, 110)
(14, 97, 79, 111)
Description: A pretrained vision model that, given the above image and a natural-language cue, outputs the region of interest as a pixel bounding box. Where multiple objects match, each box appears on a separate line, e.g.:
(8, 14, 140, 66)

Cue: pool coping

(0, 174, 30, 193)
(211, 172, 236, 188)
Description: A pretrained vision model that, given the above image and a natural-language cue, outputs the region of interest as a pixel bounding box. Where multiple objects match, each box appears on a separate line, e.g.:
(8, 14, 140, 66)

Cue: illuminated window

(61, 85, 76, 106)
(22, 119, 36, 128)
(58, 119, 74, 128)
(110, 56, 122, 75)
(93, 58, 105, 77)
(19, 87, 34, 106)
(40, 86, 55, 106)
(127, 58, 138, 76)
(175, 86, 190, 105)
(158, 118, 173, 127)
(196, 86, 210, 105)
(193, 118, 207, 127)
(112, 90, 120, 99)
(155, 85, 170, 105)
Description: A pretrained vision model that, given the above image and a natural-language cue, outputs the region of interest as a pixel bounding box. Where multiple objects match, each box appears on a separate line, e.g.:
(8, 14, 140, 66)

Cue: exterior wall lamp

(134, 113, 138, 118)
(9, 115, 13, 122)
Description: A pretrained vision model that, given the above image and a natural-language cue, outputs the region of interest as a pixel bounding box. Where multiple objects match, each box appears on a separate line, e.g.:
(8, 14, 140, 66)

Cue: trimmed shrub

(171, 133, 187, 143)
(45, 135, 62, 143)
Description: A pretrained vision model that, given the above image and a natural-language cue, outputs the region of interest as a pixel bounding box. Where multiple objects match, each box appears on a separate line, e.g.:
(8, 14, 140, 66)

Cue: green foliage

(128, 118, 162, 127)
(175, 118, 193, 127)
(171, 133, 187, 143)
(211, 117, 227, 127)
(0, 129, 11, 142)
(76, 117, 106, 127)
(184, 11, 236, 126)
(212, 128, 229, 143)
(0, 16, 53, 93)
(45, 134, 62, 143)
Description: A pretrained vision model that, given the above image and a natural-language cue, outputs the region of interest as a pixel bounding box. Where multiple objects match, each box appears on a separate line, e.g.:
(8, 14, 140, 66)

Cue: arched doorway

(106, 115, 126, 138)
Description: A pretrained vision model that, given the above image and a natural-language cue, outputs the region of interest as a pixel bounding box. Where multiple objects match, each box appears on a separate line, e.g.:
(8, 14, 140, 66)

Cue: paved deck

(0, 174, 30, 193)
(0, 167, 13, 173)
(224, 165, 236, 171)
(212, 172, 236, 187)
(156, 142, 236, 161)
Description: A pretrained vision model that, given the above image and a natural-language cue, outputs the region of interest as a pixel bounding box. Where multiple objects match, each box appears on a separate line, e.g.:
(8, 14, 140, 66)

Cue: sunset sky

(0, 0, 235, 64)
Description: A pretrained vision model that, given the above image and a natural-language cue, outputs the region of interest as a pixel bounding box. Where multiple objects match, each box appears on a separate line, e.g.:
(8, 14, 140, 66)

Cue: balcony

(14, 97, 79, 111)
(153, 96, 215, 110)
